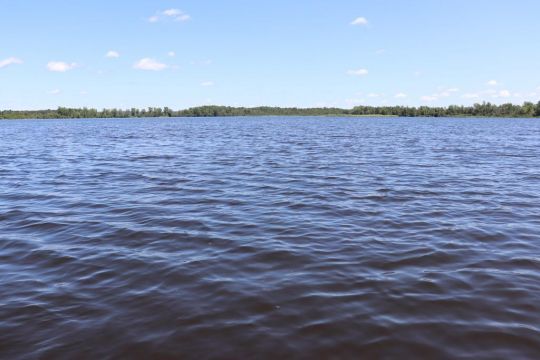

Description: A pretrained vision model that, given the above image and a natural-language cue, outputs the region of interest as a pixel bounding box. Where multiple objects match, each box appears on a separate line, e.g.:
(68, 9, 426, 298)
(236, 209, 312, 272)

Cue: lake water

(1, 116, 540, 358)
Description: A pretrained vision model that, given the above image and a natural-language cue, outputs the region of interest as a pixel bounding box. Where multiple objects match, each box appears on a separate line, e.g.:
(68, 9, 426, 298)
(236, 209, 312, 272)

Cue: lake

(1, 116, 539, 358)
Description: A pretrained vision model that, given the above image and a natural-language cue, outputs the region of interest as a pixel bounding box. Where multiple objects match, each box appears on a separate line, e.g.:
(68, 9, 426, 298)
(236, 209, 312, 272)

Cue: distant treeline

(1, 102, 540, 119)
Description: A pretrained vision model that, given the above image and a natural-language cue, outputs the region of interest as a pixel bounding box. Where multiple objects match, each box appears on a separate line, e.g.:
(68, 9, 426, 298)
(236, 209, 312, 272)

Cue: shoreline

(1, 114, 539, 120)
(1, 103, 539, 120)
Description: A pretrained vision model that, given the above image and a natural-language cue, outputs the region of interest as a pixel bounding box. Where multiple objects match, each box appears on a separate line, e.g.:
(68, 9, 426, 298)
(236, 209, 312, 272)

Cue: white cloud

(345, 98, 366, 107)
(460, 88, 539, 102)
(168, 51, 176, 57)
(487, 80, 498, 86)
(347, 68, 368, 76)
(351, 17, 368, 26)
(315, 101, 339, 108)
(201, 81, 214, 87)
(486, 89, 513, 99)
(175, 14, 190, 21)
(419, 88, 459, 101)
(47, 61, 78, 72)
(150, 9, 191, 23)
(48, 89, 61, 95)
(106, 50, 120, 58)
(163, 9, 182, 16)
(395, 93, 407, 98)
(0, 57, 23, 69)
(133, 58, 168, 71)
(432, 87, 458, 98)
(367, 93, 380, 98)
(375, 49, 386, 55)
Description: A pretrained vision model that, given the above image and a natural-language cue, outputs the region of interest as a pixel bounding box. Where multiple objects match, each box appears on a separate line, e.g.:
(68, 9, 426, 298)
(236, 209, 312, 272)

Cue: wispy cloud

(105, 50, 120, 58)
(351, 17, 368, 26)
(438, 91, 451, 98)
(487, 80, 498, 86)
(0, 57, 23, 69)
(149, 9, 191, 23)
(48, 89, 61, 95)
(47, 61, 78, 72)
(201, 81, 214, 87)
(367, 93, 381, 98)
(168, 51, 176, 57)
(133, 58, 168, 71)
(421, 95, 438, 102)
(419, 88, 459, 102)
(395, 93, 407, 98)
(461, 88, 526, 101)
(347, 68, 368, 76)
(345, 98, 366, 107)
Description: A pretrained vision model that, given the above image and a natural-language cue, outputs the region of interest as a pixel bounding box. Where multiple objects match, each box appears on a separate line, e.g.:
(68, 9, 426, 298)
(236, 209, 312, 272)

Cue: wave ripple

(1, 117, 540, 358)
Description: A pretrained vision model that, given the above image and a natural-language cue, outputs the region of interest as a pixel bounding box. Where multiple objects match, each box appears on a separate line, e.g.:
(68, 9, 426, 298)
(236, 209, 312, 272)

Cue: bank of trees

(1, 102, 539, 119)
(349, 102, 540, 117)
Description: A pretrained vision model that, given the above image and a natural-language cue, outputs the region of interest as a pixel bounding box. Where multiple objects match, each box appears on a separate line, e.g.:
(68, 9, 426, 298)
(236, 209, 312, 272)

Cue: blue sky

(1, 0, 539, 110)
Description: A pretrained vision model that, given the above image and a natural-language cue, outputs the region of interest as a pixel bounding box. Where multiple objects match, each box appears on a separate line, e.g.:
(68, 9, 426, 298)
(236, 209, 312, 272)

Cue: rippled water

(1, 116, 540, 358)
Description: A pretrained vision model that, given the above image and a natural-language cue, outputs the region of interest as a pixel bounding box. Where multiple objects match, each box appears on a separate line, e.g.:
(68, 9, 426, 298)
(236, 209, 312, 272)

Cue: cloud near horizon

(347, 68, 369, 76)
(149, 9, 191, 23)
(46, 61, 78, 72)
(106, 50, 120, 58)
(0, 57, 23, 69)
(351, 17, 368, 26)
(133, 58, 168, 71)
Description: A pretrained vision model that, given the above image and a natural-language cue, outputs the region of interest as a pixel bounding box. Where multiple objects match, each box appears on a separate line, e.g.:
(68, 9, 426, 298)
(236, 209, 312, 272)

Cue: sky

(1, 0, 540, 110)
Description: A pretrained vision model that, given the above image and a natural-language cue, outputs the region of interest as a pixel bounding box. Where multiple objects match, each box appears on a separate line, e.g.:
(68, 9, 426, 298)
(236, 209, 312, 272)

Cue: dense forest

(1, 102, 540, 119)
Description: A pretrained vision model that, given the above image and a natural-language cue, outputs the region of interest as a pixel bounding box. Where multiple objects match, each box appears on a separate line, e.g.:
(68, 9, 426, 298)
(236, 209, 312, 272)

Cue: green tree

(535, 101, 540, 117)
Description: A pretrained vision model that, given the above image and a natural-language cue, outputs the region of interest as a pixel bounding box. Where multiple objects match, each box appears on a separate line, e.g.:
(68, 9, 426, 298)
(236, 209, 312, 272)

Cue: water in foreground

(1, 116, 539, 359)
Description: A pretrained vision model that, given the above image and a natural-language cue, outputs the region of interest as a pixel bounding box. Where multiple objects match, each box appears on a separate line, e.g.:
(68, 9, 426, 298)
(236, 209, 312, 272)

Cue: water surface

(1, 116, 539, 358)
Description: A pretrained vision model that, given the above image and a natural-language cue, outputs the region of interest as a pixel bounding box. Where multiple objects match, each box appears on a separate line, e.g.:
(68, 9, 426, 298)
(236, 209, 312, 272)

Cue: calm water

(1, 116, 540, 359)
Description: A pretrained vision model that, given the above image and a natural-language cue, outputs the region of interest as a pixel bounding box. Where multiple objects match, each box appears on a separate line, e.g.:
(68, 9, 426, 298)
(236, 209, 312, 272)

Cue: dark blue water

(1, 116, 540, 359)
